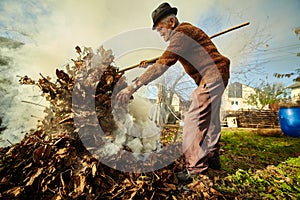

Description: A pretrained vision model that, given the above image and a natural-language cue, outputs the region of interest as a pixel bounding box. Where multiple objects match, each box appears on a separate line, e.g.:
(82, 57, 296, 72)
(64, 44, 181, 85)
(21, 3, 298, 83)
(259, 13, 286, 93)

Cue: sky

(0, 0, 299, 87)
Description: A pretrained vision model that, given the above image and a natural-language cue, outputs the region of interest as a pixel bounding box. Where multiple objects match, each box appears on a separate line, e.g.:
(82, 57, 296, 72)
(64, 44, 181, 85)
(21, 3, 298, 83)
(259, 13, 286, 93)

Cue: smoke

(0, 0, 172, 146)
(0, 40, 48, 147)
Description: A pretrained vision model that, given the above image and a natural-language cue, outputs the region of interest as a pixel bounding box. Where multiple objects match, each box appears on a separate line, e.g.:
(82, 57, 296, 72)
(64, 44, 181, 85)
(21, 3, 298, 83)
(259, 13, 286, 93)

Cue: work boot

(176, 169, 197, 183)
(208, 156, 221, 170)
(208, 151, 221, 170)
(176, 169, 208, 183)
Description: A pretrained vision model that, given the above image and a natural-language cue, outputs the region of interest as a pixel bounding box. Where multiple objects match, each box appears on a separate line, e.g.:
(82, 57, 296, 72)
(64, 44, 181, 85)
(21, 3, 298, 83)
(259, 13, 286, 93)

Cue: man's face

(155, 20, 173, 42)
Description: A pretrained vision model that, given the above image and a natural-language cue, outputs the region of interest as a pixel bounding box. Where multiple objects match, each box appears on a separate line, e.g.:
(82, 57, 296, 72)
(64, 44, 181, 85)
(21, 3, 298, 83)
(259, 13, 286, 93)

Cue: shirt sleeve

(157, 32, 182, 66)
(135, 63, 170, 86)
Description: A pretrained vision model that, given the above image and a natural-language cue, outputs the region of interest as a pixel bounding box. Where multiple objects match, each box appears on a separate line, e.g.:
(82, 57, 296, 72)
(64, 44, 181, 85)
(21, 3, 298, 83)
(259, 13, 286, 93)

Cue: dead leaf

(4, 186, 24, 197)
(92, 163, 97, 177)
(26, 168, 43, 186)
(73, 174, 86, 195)
(163, 183, 176, 191)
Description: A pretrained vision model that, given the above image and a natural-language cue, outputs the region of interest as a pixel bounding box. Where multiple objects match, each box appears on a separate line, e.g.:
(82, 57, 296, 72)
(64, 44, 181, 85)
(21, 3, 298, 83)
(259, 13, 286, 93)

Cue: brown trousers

(182, 79, 227, 174)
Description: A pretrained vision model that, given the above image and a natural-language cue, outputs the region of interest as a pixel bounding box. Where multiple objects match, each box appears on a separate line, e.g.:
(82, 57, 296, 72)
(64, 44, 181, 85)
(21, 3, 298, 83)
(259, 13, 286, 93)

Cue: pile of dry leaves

(0, 46, 223, 199)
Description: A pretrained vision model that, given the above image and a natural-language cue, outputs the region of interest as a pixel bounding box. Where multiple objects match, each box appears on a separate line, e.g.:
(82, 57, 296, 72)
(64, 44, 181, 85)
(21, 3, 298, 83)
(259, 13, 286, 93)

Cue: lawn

(219, 128, 299, 175)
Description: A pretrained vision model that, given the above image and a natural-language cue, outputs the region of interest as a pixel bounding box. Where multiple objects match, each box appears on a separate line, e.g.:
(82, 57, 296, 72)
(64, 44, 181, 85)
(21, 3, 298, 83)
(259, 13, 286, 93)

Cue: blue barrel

(278, 106, 300, 137)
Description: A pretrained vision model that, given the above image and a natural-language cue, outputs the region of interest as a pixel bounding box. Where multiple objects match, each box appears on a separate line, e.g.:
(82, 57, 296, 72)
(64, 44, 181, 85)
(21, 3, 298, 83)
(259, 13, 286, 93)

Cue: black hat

(152, 2, 177, 30)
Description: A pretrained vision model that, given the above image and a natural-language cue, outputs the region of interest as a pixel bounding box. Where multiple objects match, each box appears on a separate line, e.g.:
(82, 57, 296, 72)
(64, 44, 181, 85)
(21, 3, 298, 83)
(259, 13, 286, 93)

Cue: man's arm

(116, 63, 170, 105)
(134, 63, 170, 89)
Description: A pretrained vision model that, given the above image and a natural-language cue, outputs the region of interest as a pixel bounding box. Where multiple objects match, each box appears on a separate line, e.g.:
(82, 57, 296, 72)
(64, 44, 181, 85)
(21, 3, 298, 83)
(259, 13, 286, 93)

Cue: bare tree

(149, 65, 195, 124)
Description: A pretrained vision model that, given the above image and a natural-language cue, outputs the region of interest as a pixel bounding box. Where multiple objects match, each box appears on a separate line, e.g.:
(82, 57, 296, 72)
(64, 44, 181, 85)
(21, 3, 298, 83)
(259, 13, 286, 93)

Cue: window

(228, 82, 242, 98)
(231, 101, 239, 105)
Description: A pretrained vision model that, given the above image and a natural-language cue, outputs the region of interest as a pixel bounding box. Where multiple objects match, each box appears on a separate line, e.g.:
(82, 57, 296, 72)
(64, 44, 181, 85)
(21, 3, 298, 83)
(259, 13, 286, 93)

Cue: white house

(288, 82, 300, 102)
(222, 82, 258, 111)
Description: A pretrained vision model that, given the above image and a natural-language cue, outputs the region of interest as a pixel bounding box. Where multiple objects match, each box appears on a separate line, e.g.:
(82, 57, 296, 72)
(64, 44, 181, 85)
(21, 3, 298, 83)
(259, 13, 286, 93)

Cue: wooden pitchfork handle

(118, 21, 250, 74)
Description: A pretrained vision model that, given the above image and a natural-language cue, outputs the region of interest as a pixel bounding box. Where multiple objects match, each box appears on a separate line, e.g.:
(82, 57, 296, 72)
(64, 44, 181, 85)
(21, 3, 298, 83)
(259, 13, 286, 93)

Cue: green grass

(216, 157, 300, 199)
(220, 128, 300, 174)
(216, 128, 300, 199)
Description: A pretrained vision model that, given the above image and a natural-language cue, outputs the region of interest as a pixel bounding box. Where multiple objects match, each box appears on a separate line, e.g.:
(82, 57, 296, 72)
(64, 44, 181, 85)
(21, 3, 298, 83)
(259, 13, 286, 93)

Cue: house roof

(288, 81, 300, 89)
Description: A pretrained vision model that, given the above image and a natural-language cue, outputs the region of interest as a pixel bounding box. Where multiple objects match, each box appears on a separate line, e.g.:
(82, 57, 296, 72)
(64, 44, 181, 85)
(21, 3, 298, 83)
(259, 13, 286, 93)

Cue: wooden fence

(224, 110, 280, 128)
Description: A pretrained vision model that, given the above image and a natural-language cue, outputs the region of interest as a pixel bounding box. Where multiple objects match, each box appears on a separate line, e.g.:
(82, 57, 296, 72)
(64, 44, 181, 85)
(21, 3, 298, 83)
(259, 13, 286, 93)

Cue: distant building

(221, 82, 278, 128)
(222, 82, 258, 111)
(288, 81, 300, 102)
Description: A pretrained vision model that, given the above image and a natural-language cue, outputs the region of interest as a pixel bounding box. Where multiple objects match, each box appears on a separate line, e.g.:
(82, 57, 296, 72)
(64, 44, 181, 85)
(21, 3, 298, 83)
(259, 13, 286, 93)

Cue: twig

(6, 139, 13, 145)
(30, 115, 43, 119)
(21, 100, 47, 108)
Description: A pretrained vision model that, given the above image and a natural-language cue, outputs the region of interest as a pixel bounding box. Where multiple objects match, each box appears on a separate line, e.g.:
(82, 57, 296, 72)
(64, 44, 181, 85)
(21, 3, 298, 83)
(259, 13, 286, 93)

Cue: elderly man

(116, 2, 230, 180)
